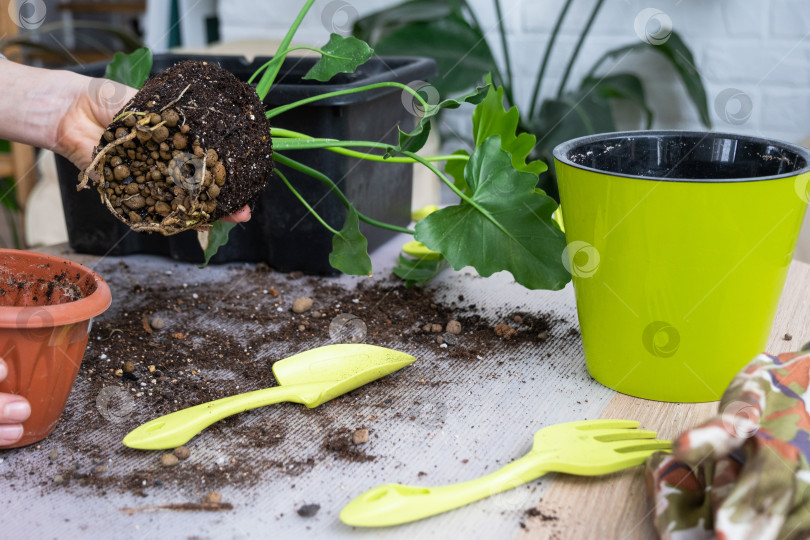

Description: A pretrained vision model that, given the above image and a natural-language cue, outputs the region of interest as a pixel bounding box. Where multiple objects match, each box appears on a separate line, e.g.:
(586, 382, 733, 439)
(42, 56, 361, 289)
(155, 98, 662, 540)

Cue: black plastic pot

(56, 54, 436, 273)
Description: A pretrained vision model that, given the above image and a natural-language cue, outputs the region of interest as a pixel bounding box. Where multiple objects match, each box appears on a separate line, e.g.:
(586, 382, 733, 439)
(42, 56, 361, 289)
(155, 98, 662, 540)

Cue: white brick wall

(218, 0, 810, 145)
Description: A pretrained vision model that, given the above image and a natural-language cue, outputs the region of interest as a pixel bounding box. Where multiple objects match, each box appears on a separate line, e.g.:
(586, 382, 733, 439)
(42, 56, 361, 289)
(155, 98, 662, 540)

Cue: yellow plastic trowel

(122, 344, 415, 450)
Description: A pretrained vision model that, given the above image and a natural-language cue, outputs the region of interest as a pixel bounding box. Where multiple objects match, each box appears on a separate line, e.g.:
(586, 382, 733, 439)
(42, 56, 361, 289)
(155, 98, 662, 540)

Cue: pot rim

(0, 249, 112, 328)
(552, 129, 810, 183)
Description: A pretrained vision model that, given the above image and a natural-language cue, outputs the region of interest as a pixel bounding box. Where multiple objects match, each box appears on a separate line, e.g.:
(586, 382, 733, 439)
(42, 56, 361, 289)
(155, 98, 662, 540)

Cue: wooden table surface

(518, 259, 810, 539)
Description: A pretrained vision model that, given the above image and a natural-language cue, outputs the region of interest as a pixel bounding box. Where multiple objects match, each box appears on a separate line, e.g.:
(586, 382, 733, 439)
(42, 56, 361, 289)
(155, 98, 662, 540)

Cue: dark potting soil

(4, 262, 577, 507)
(0, 270, 86, 307)
(83, 60, 273, 233)
(519, 504, 560, 535)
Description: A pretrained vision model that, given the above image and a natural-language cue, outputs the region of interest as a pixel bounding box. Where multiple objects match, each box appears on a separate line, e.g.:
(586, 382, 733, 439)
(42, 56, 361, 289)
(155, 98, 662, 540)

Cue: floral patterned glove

(646, 349, 810, 540)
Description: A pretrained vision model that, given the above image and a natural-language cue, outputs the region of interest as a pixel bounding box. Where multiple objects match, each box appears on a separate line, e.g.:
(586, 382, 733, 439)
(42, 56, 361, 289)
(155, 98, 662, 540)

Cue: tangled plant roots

(80, 61, 274, 235)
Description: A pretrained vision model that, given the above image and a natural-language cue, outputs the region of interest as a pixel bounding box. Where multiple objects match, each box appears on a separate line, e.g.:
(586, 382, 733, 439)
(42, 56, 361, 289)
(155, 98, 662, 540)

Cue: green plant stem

(266, 81, 429, 119)
(274, 153, 415, 235)
(248, 54, 287, 85)
(493, 0, 514, 106)
(271, 130, 468, 163)
(556, 0, 605, 97)
(273, 167, 339, 235)
(274, 139, 467, 163)
(255, 0, 316, 99)
(400, 150, 514, 241)
(528, 0, 573, 119)
(247, 45, 346, 85)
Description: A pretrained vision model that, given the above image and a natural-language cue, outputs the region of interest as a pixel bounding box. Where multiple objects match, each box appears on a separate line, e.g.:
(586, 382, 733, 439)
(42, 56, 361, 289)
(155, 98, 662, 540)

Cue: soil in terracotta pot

(0, 266, 89, 307)
(79, 61, 274, 235)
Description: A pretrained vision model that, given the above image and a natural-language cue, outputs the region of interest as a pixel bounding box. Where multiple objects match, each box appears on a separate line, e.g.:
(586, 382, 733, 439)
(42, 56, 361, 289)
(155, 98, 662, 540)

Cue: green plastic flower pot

(553, 131, 810, 402)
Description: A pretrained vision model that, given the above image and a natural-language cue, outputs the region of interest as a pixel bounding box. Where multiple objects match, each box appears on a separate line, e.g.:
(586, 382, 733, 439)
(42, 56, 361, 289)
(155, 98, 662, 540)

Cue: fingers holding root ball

(79, 61, 273, 236)
(219, 205, 251, 223)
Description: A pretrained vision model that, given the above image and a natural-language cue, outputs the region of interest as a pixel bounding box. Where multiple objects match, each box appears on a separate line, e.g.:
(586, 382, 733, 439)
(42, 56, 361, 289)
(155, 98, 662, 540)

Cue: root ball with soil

(80, 61, 274, 235)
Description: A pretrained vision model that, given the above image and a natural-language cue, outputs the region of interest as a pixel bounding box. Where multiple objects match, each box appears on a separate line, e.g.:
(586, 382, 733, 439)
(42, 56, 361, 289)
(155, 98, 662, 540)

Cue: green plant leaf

(444, 149, 471, 194)
(581, 73, 653, 129)
(473, 83, 547, 176)
(591, 31, 710, 127)
(530, 87, 617, 201)
(534, 91, 616, 143)
(651, 32, 710, 127)
(303, 34, 373, 82)
(200, 221, 237, 267)
(415, 136, 569, 290)
(329, 207, 372, 275)
(104, 47, 153, 89)
(0, 177, 20, 212)
(390, 83, 489, 156)
(353, 0, 458, 41)
(358, 11, 497, 96)
(393, 254, 449, 287)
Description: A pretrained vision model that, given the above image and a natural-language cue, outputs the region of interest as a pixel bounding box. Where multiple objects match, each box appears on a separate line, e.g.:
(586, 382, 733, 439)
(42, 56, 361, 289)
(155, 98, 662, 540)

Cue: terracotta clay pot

(0, 249, 111, 448)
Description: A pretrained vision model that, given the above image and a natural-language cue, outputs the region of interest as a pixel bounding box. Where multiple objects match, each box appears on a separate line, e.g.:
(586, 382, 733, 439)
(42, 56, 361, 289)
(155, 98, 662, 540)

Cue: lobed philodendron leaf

(415, 136, 569, 290)
(104, 47, 153, 88)
(443, 149, 470, 194)
(450, 80, 550, 195)
(303, 34, 374, 82)
(472, 82, 547, 177)
(389, 83, 490, 157)
(200, 221, 237, 267)
(329, 207, 372, 275)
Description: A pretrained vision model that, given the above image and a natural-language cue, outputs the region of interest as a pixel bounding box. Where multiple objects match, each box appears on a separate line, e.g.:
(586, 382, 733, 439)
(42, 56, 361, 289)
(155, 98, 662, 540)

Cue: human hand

(54, 73, 251, 223)
(0, 357, 31, 446)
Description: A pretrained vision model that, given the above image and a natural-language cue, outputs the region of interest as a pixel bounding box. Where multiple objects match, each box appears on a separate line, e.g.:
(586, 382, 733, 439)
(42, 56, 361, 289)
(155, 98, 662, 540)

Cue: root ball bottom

(81, 60, 274, 235)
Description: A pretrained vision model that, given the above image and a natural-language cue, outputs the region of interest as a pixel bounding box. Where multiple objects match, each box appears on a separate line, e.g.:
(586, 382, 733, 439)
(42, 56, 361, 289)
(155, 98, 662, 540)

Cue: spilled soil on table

(1, 261, 578, 511)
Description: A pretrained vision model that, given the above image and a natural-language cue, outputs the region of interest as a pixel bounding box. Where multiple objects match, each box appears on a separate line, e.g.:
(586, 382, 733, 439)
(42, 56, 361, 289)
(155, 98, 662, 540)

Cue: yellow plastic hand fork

(340, 419, 671, 527)
(122, 344, 416, 450)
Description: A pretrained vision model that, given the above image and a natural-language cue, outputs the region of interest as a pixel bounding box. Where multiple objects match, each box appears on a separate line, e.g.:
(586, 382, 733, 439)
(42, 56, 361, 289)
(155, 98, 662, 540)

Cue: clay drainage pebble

(173, 446, 191, 460)
(292, 297, 313, 313)
(446, 320, 462, 334)
(494, 323, 518, 340)
(202, 491, 223, 504)
(352, 429, 369, 445)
